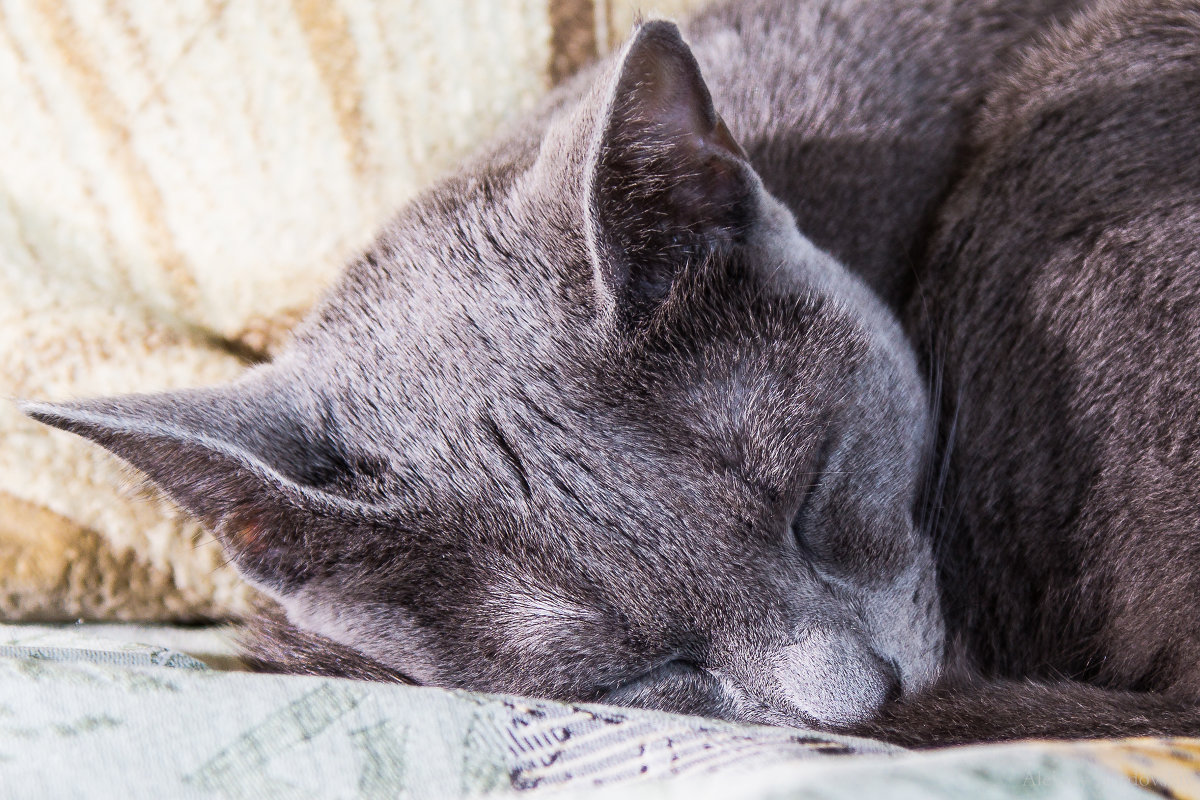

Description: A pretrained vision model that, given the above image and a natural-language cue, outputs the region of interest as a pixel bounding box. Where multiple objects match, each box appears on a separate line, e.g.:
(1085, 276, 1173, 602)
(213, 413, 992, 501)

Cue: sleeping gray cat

(22, 0, 1076, 734)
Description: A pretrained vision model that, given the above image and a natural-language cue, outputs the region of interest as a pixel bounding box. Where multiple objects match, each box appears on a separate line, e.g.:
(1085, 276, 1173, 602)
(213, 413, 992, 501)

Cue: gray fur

(859, 0, 1200, 745)
(24, 0, 1074, 731)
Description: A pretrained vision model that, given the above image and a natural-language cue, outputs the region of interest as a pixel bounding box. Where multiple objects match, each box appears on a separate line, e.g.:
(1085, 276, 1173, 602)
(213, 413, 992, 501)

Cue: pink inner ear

(226, 514, 272, 558)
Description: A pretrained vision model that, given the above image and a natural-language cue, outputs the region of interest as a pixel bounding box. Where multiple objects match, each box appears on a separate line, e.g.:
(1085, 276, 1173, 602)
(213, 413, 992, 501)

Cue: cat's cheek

(276, 583, 443, 686)
(861, 566, 946, 696)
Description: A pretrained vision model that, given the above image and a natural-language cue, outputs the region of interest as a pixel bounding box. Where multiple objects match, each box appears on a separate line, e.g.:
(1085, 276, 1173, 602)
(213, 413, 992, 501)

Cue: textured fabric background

(0, 0, 711, 621)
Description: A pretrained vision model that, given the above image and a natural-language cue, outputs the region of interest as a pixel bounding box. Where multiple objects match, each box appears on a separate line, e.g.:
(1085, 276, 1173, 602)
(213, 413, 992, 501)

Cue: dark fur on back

(860, 0, 1200, 745)
(687, 0, 1087, 308)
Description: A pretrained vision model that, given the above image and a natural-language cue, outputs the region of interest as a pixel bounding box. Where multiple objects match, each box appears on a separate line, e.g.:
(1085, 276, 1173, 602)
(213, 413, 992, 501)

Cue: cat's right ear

(582, 21, 757, 321)
(20, 375, 371, 594)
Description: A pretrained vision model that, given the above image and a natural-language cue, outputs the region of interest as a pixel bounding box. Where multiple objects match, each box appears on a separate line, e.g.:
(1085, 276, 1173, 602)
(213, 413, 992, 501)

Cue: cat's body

(26, 0, 1192, 746)
(860, 0, 1200, 745)
(659, 0, 1084, 308)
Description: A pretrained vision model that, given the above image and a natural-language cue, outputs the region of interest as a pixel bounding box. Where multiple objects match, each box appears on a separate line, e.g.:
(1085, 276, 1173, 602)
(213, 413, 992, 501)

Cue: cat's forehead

(306, 178, 591, 364)
(290, 194, 868, 495)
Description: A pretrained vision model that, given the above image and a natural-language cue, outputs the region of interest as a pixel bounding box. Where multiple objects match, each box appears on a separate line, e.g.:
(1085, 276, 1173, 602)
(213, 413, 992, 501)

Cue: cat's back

(679, 0, 1086, 307)
(916, 0, 1200, 690)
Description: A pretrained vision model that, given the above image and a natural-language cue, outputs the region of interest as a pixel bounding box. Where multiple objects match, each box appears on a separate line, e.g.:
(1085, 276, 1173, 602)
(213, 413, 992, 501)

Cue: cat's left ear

(585, 20, 756, 319)
(19, 376, 368, 593)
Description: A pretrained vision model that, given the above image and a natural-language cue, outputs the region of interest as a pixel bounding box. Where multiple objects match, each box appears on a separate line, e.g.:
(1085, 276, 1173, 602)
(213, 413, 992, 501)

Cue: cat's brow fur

(25, 0, 1088, 736)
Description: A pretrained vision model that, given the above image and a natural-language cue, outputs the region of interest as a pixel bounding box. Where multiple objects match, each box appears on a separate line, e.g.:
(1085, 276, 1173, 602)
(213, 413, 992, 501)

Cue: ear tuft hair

(587, 20, 757, 320)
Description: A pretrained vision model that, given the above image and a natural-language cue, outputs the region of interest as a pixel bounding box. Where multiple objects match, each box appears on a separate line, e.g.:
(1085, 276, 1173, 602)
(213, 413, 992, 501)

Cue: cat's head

(25, 21, 940, 728)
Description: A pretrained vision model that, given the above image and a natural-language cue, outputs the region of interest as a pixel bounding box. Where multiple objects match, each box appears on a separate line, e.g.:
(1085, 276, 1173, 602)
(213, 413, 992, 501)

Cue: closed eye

(597, 659, 735, 718)
(791, 429, 836, 555)
(594, 658, 700, 701)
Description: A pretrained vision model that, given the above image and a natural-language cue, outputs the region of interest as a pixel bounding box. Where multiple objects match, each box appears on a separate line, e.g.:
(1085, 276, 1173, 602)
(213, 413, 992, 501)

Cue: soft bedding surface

(0, 624, 1195, 800)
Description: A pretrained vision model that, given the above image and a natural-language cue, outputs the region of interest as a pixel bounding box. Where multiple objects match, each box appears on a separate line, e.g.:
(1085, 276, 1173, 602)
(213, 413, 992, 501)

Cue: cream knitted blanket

(0, 0, 710, 621)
